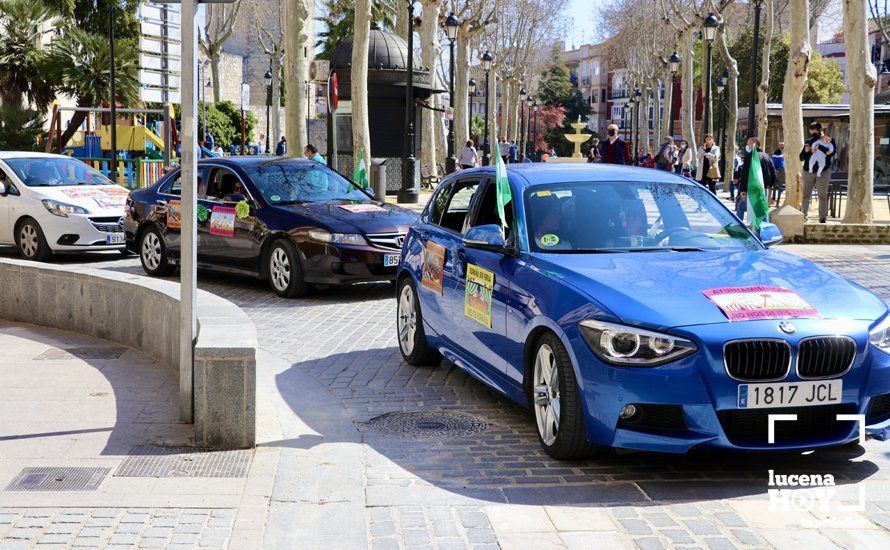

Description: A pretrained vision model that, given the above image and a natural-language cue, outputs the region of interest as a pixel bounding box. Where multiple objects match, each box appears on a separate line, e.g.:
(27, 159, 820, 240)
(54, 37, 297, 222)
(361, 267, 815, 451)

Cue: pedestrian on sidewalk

(508, 140, 518, 163)
(599, 123, 632, 165)
(737, 136, 776, 221)
(275, 136, 287, 156)
(771, 142, 785, 205)
(695, 134, 721, 194)
(654, 136, 675, 171)
(587, 139, 601, 163)
(303, 144, 325, 163)
(458, 140, 479, 169)
(730, 145, 742, 201)
(799, 122, 835, 223)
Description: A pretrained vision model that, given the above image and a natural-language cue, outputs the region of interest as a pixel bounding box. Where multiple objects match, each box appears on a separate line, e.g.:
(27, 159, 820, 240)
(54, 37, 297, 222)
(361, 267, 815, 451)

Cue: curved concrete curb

(0, 257, 257, 449)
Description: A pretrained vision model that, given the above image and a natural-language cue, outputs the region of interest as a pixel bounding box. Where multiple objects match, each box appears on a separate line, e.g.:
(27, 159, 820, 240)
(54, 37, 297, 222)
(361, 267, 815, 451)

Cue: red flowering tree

(531, 105, 565, 154)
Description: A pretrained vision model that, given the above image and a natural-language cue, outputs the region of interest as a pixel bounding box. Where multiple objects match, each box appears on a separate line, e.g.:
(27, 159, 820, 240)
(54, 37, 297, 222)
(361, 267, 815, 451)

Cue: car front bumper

(300, 240, 401, 285)
(567, 318, 890, 453)
(42, 213, 126, 252)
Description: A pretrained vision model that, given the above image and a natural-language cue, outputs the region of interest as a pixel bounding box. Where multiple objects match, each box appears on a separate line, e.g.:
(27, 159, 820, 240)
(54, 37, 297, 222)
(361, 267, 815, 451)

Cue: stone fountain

(546, 116, 592, 163)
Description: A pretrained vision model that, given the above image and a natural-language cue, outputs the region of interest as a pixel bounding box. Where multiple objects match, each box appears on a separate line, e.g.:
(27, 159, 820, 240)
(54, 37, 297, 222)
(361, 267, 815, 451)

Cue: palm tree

(0, 0, 58, 109)
(47, 27, 140, 148)
(315, 0, 394, 59)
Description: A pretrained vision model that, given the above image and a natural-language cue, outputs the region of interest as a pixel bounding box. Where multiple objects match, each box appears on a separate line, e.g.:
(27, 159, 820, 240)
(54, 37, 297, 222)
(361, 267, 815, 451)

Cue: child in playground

(807, 134, 834, 176)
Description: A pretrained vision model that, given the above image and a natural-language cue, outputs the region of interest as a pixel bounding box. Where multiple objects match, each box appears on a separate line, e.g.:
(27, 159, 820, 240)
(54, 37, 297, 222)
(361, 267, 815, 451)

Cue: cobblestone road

(5, 244, 890, 549)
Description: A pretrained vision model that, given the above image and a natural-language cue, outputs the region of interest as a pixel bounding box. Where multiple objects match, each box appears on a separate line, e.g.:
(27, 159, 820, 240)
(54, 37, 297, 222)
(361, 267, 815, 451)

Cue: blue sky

(565, 0, 599, 49)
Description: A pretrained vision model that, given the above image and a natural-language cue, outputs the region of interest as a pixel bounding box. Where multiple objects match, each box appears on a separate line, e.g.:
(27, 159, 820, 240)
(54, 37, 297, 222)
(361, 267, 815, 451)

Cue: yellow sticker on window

(541, 234, 560, 247)
(536, 190, 552, 197)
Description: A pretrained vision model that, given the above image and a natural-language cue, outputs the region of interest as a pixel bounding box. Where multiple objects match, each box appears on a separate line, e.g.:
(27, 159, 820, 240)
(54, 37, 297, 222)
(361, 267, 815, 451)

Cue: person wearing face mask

(736, 136, 776, 221)
(599, 123, 632, 165)
(694, 134, 721, 193)
(799, 122, 835, 223)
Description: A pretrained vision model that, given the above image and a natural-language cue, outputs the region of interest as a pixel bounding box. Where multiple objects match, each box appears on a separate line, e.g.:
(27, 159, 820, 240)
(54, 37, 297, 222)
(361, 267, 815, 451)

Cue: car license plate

(738, 380, 843, 409)
(383, 253, 400, 267)
(105, 233, 125, 245)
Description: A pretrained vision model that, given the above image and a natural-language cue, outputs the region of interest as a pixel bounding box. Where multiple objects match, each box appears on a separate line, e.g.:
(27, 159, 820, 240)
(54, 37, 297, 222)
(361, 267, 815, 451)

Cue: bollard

(371, 157, 387, 200)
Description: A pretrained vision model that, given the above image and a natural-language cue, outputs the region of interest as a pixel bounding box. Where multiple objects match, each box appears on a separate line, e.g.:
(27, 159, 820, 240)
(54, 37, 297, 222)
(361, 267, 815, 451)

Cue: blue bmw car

(395, 163, 890, 459)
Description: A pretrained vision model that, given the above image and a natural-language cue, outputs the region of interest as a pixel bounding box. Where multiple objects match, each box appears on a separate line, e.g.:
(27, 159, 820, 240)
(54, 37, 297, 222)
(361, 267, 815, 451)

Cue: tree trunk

(284, 0, 312, 158)
(394, 0, 410, 41)
(781, 0, 811, 208)
(843, 0, 877, 223)
(454, 34, 471, 148)
(351, 0, 372, 168)
(500, 77, 511, 141)
(757, 0, 774, 145)
(271, 55, 282, 150)
(681, 29, 697, 161)
(511, 81, 521, 143)
(210, 49, 221, 103)
(716, 27, 740, 192)
(58, 108, 88, 150)
(419, 0, 441, 179)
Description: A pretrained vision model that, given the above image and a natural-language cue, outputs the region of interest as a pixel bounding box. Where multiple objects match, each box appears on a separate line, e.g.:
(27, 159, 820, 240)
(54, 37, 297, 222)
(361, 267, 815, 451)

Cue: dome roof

(329, 29, 423, 72)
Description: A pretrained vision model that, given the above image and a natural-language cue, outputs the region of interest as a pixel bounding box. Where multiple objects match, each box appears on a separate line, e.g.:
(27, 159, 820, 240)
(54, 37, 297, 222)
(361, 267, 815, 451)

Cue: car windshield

(4, 157, 113, 187)
(243, 160, 371, 204)
(524, 180, 759, 253)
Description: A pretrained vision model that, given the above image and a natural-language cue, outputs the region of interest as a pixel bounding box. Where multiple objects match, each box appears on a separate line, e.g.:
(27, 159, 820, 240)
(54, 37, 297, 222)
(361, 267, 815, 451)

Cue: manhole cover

(367, 411, 487, 438)
(5, 467, 109, 492)
(114, 446, 251, 478)
(35, 346, 126, 360)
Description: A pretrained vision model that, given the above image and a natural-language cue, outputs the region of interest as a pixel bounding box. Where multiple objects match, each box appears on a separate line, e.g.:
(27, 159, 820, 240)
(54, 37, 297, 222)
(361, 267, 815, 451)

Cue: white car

(0, 152, 129, 260)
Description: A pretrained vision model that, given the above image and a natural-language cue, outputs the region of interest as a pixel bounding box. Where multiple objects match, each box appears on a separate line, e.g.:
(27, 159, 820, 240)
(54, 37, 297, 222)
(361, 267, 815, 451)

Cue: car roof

(459, 162, 694, 189)
(0, 151, 77, 160)
(198, 156, 318, 168)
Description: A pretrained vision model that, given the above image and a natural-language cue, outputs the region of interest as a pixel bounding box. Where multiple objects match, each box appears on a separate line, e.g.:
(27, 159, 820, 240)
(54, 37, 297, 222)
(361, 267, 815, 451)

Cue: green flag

(746, 147, 770, 231)
(353, 150, 369, 188)
(493, 142, 512, 229)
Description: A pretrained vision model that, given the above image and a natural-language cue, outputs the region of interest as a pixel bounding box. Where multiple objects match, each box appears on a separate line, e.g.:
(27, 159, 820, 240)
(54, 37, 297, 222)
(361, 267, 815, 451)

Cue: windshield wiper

(273, 200, 306, 205)
(630, 246, 712, 252)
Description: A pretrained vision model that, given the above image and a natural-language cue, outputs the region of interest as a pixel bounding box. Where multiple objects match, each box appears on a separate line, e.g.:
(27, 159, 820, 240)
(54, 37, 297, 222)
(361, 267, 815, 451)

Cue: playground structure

(44, 104, 176, 189)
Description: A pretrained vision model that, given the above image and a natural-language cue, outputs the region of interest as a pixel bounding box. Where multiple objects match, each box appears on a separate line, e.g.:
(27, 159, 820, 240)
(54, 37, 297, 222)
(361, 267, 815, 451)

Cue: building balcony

(608, 90, 628, 100)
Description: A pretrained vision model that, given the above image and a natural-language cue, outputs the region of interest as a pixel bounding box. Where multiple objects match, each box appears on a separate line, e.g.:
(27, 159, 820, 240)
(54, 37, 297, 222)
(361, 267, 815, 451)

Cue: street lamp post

(747, 0, 762, 138)
(667, 52, 680, 138)
(621, 103, 629, 141)
(633, 89, 642, 164)
(702, 13, 719, 137)
(532, 100, 539, 161)
(481, 50, 493, 166)
(468, 78, 476, 136)
(524, 94, 534, 159)
(264, 68, 273, 154)
(518, 86, 527, 160)
(399, 0, 419, 203)
(444, 12, 460, 174)
(108, 1, 118, 183)
(717, 69, 728, 175)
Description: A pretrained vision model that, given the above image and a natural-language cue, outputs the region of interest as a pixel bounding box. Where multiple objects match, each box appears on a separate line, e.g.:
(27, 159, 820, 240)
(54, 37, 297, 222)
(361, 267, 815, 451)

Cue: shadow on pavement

(273, 348, 881, 507)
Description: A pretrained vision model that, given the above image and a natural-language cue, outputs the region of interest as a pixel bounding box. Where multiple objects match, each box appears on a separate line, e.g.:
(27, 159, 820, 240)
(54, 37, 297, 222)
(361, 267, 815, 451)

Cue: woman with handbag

(695, 134, 721, 194)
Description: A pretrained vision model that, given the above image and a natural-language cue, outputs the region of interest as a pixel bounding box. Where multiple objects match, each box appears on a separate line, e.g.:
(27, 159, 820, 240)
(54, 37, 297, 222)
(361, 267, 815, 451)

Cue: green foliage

(538, 58, 592, 157)
(186, 101, 259, 149)
(48, 27, 140, 108)
(315, 0, 395, 59)
(727, 31, 844, 106)
(0, 105, 44, 150)
(0, 0, 58, 109)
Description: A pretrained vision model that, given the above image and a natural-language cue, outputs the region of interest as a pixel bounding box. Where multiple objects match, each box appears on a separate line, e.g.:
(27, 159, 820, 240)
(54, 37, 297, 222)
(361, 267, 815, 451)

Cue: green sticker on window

(270, 195, 281, 202)
(541, 234, 560, 247)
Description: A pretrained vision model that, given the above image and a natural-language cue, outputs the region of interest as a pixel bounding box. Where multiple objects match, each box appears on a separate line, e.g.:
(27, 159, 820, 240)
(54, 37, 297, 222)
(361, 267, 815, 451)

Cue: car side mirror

(758, 222, 784, 247)
(463, 224, 507, 251)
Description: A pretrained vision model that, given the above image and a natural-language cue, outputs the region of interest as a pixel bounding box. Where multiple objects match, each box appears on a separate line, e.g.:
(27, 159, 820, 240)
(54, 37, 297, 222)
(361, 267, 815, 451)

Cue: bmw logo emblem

(778, 321, 797, 335)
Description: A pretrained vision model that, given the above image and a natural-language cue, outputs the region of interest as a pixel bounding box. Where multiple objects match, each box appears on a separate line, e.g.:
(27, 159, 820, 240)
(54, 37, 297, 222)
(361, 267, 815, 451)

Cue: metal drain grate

(114, 446, 251, 478)
(35, 346, 127, 360)
(367, 411, 488, 438)
(5, 467, 110, 492)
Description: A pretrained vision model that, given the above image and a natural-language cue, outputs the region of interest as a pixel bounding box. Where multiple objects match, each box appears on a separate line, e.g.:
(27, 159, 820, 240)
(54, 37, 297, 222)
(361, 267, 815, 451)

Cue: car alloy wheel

(397, 283, 417, 356)
(18, 224, 38, 258)
(141, 231, 162, 271)
(396, 277, 441, 366)
(270, 247, 291, 292)
(533, 343, 561, 446)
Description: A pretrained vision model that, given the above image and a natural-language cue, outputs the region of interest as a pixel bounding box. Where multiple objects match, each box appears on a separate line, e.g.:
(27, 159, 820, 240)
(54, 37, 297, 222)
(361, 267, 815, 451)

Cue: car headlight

(578, 319, 698, 366)
(42, 199, 90, 217)
(307, 230, 367, 246)
(869, 314, 890, 355)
